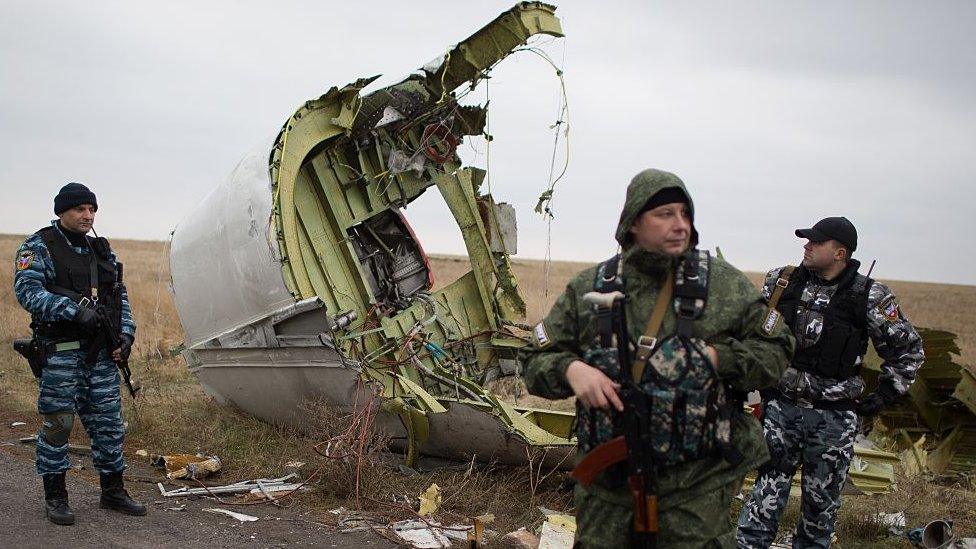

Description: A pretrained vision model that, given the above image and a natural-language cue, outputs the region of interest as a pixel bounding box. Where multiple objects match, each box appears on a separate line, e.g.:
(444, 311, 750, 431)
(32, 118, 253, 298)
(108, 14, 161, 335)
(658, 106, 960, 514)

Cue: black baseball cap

(795, 216, 857, 252)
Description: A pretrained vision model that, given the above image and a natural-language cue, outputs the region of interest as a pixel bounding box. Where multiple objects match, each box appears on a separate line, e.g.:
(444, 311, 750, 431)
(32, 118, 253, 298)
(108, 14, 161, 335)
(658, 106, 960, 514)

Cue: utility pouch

(13, 338, 46, 378)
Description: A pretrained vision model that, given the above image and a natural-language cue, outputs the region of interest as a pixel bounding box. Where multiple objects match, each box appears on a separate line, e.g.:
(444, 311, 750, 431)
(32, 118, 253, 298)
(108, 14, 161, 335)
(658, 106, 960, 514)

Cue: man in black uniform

(14, 183, 146, 525)
(737, 216, 924, 548)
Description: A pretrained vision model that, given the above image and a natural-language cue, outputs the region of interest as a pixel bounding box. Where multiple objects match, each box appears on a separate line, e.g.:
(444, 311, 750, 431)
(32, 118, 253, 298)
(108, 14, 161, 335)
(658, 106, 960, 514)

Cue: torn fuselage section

(173, 2, 573, 467)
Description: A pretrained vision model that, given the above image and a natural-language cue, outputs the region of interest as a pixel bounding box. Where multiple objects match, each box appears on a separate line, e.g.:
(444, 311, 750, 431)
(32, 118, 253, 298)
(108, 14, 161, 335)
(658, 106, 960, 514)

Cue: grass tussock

(1, 234, 974, 539)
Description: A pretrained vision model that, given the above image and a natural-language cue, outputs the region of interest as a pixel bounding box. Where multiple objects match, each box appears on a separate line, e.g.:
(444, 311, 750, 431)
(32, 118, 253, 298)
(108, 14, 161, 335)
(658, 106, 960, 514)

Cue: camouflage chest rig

(575, 249, 735, 467)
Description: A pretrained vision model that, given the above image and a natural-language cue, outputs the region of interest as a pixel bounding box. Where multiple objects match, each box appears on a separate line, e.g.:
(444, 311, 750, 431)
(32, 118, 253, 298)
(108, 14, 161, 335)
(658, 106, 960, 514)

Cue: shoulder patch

(761, 308, 782, 335)
(532, 322, 552, 349)
(16, 250, 34, 271)
(878, 295, 900, 321)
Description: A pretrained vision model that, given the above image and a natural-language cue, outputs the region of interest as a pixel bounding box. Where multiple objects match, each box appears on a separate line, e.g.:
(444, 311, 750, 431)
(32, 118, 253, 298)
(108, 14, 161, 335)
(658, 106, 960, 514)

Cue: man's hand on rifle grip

(112, 334, 134, 363)
(566, 360, 624, 412)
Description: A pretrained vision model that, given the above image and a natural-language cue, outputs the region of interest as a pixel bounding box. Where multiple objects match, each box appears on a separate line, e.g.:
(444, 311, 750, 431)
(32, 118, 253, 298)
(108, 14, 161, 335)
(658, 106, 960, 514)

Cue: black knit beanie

(54, 182, 98, 215)
(638, 187, 689, 216)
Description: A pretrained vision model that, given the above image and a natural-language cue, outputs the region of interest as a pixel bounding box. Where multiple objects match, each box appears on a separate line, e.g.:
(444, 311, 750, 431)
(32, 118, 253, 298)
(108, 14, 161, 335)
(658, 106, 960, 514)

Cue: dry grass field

(1, 233, 974, 543)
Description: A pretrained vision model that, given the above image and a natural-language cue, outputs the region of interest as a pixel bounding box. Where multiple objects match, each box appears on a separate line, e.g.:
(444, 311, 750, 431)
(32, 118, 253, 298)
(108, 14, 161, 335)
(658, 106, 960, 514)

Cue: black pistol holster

(14, 338, 46, 378)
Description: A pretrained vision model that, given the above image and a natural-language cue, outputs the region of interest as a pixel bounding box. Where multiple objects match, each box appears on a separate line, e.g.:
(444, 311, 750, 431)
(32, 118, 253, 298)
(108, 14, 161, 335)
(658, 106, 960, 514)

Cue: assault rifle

(571, 291, 658, 548)
(86, 262, 140, 399)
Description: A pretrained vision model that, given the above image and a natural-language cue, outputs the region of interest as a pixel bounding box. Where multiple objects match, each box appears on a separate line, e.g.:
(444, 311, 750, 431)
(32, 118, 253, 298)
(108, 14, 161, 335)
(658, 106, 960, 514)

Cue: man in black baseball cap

(737, 215, 924, 548)
(793, 216, 858, 282)
(795, 216, 857, 254)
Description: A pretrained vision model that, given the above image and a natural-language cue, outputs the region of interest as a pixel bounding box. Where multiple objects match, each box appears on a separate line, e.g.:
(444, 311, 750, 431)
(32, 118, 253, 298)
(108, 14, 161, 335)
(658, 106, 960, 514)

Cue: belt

(45, 341, 82, 353)
(762, 387, 856, 412)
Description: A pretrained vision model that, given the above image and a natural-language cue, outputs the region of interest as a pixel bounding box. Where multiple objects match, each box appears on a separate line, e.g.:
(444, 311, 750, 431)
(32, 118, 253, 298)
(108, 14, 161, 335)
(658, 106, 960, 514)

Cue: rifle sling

(761, 265, 796, 335)
(631, 271, 673, 384)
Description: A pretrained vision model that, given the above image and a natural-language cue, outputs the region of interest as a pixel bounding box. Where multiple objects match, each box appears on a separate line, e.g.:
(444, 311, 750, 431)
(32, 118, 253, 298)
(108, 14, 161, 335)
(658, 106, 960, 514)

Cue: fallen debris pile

(157, 473, 306, 501)
(866, 328, 976, 479)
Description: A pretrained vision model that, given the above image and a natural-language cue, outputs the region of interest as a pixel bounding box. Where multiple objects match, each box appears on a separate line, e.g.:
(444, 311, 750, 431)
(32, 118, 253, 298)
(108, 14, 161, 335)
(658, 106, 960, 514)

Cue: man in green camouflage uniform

(521, 169, 794, 547)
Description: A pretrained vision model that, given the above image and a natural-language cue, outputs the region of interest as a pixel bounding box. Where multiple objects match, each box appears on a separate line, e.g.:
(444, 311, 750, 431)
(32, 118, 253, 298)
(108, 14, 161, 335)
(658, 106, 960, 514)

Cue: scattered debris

(907, 519, 954, 548)
(158, 473, 301, 498)
(203, 508, 259, 522)
(11, 422, 26, 427)
(538, 508, 575, 532)
(284, 460, 305, 469)
(165, 505, 186, 512)
(539, 520, 574, 549)
(338, 515, 388, 533)
(392, 521, 451, 549)
(874, 511, 907, 530)
(502, 527, 540, 549)
(467, 514, 494, 546)
(537, 509, 575, 549)
(328, 507, 347, 515)
(418, 483, 442, 517)
(135, 449, 149, 458)
(151, 453, 222, 480)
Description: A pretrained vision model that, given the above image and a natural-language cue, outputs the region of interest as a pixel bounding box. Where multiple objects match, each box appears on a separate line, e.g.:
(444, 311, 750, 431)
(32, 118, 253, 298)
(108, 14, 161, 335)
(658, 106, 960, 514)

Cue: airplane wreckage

(170, 3, 975, 488)
(171, 3, 573, 468)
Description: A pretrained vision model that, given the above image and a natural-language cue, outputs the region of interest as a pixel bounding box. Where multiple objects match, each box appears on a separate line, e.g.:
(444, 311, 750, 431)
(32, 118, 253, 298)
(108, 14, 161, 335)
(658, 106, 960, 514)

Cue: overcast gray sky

(1, 1, 973, 284)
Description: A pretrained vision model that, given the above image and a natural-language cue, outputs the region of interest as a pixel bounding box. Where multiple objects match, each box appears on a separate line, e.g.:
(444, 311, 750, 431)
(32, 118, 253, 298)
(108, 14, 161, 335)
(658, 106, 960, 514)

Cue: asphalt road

(0, 436, 396, 549)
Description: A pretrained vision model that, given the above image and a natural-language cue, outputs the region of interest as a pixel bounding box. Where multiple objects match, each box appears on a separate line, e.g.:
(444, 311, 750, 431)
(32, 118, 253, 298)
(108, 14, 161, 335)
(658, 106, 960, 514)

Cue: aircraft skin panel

(170, 137, 295, 348)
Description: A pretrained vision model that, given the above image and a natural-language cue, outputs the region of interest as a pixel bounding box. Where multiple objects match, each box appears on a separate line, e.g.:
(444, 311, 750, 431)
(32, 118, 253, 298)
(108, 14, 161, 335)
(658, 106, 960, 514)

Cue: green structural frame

(266, 3, 573, 464)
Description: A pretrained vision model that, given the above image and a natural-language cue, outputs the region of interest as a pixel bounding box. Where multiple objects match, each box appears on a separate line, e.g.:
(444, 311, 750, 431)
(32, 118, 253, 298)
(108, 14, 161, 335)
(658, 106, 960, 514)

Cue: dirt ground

(0, 414, 396, 549)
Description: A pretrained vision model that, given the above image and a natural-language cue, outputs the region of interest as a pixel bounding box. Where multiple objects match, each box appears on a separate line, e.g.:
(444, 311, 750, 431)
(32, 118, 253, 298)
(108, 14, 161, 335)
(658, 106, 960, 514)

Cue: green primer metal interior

(864, 327, 976, 476)
(265, 3, 573, 462)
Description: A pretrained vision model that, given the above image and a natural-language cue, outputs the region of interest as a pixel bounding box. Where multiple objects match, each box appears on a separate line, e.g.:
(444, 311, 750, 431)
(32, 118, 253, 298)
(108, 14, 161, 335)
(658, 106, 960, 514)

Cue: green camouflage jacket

(520, 169, 794, 509)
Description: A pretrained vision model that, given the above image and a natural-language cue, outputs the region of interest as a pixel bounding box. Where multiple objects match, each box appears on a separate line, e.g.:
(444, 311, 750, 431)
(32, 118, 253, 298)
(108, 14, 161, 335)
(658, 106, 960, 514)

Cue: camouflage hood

(614, 169, 699, 249)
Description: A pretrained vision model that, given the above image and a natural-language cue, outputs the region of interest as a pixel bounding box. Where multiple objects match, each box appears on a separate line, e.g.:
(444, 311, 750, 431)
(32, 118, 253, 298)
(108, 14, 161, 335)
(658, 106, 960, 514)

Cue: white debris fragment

(539, 520, 574, 549)
(874, 511, 906, 529)
(203, 508, 259, 522)
(394, 527, 451, 548)
(441, 525, 474, 541)
(11, 422, 26, 427)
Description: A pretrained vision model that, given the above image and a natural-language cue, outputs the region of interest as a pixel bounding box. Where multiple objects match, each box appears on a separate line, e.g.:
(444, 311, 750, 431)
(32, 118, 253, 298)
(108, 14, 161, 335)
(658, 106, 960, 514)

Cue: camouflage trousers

(36, 347, 126, 476)
(574, 478, 741, 548)
(736, 399, 858, 549)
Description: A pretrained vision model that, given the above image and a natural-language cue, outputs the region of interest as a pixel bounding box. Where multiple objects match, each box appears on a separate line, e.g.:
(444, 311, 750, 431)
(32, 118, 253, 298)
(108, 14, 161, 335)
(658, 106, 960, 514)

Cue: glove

(74, 306, 99, 331)
(119, 334, 134, 362)
(856, 393, 885, 416)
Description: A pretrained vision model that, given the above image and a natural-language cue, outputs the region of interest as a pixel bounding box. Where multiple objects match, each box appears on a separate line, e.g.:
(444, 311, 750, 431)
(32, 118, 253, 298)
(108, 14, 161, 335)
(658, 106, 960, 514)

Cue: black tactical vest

(33, 226, 119, 338)
(776, 261, 872, 380)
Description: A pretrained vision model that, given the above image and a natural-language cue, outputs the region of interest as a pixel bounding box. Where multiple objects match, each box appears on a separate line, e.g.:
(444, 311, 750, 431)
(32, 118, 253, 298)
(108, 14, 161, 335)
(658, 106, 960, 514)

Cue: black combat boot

(42, 472, 75, 525)
(99, 472, 147, 516)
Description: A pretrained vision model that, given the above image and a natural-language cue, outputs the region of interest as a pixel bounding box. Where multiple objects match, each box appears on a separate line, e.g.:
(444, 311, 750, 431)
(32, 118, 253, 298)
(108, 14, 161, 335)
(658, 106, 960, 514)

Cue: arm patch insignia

(879, 295, 900, 321)
(16, 250, 34, 271)
(761, 308, 782, 335)
(532, 322, 552, 349)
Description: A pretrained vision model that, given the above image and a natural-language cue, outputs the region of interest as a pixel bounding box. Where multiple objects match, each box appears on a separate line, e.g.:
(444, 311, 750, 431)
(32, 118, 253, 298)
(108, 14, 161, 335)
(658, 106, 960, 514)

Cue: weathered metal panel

(170, 138, 295, 348)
